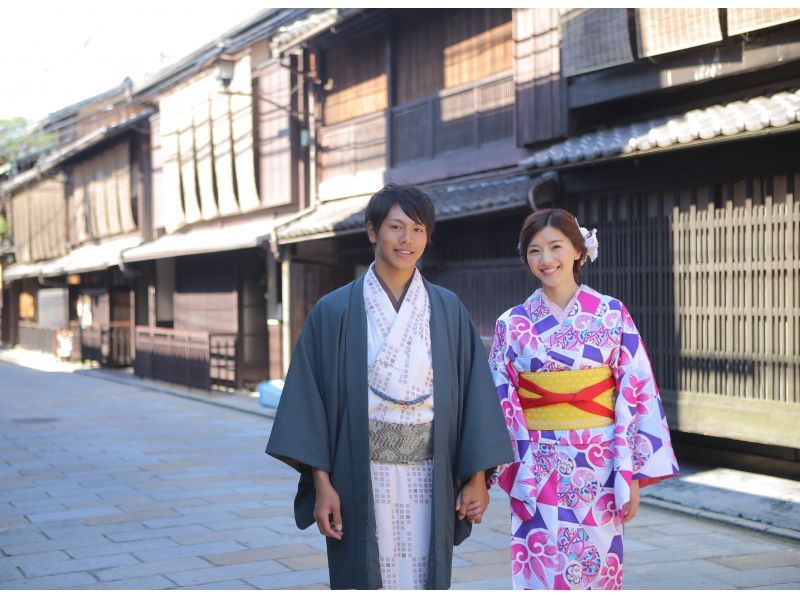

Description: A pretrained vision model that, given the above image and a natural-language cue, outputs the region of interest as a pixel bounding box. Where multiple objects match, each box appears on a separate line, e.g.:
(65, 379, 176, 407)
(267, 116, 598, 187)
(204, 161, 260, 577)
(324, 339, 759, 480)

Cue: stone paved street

(1, 359, 799, 590)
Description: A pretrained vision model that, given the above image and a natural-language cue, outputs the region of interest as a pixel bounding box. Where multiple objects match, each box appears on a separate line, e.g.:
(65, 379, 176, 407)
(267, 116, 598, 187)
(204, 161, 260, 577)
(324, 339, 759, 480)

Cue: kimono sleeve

(612, 302, 679, 490)
(265, 303, 332, 528)
(454, 302, 515, 482)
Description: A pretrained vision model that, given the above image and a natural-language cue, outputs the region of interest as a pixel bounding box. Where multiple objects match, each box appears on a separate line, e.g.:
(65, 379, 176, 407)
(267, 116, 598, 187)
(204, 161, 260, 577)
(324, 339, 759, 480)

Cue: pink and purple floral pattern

(489, 285, 678, 590)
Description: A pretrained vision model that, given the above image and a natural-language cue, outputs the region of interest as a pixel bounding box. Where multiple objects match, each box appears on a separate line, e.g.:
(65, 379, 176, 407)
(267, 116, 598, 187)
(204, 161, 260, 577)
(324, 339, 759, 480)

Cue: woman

(489, 208, 678, 590)
(267, 183, 513, 589)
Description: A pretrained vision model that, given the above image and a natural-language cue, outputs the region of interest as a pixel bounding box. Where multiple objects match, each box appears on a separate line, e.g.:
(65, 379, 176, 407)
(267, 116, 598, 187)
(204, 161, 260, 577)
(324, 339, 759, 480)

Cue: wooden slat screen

(560, 8, 634, 77)
(571, 171, 800, 416)
(323, 29, 387, 125)
(256, 61, 293, 207)
(635, 9, 722, 58)
(231, 56, 260, 213)
(726, 8, 800, 36)
(156, 55, 259, 233)
(10, 175, 67, 263)
(69, 141, 135, 241)
(513, 8, 563, 145)
(395, 9, 512, 106)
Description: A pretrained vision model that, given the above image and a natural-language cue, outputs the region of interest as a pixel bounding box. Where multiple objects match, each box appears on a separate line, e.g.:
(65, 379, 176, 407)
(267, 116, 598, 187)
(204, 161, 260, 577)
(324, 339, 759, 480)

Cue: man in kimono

(266, 183, 513, 589)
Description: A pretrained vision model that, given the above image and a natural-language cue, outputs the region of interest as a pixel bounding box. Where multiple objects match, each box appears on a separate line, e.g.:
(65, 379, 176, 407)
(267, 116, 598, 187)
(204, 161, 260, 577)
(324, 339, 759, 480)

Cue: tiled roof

(277, 174, 532, 243)
(521, 87, 800, 170)
(0, 110, 153, 196)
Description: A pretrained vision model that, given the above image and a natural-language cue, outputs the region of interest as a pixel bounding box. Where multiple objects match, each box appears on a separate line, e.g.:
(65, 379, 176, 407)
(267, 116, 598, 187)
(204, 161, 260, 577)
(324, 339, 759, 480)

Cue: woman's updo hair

(518, 208, 587, 276)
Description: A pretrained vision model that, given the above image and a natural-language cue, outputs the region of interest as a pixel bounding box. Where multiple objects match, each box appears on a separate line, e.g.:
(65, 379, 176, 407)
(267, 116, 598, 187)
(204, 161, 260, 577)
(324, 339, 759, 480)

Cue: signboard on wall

(19, 292, 35, 319)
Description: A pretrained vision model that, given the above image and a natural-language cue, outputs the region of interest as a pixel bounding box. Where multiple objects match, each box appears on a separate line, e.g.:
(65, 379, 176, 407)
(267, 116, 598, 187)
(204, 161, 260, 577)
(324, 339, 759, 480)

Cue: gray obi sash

(368, 419, 434, 463)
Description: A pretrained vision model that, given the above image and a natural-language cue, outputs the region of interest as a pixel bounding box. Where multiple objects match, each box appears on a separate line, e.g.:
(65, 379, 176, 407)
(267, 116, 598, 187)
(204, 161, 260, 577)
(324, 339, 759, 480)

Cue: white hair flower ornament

(577, 223, 599, 264)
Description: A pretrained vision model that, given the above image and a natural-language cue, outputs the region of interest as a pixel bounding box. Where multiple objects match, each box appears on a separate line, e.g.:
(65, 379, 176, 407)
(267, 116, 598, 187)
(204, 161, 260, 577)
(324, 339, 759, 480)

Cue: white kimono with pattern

(364, 265, 434, 589)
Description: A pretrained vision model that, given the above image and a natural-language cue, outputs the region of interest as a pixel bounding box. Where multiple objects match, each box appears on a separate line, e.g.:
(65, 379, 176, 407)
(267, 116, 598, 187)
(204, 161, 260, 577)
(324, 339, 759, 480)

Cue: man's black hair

(364, 183, 436, 244)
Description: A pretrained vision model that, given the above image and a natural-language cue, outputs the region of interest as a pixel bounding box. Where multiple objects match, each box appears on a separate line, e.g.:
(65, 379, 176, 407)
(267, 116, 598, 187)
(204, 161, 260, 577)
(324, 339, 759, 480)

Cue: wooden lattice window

(635, 8, 722, 58)
(726, 8, 800, 36)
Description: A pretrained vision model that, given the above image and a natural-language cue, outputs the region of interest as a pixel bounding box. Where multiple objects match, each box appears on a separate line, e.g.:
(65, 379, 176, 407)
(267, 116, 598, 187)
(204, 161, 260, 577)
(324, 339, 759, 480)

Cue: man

(266, 183, 512, 589)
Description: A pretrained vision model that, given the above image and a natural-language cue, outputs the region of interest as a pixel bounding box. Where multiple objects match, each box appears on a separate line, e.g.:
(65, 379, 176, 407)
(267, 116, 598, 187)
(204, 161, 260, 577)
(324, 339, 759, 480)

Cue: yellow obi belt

(517, 366, 616, 430)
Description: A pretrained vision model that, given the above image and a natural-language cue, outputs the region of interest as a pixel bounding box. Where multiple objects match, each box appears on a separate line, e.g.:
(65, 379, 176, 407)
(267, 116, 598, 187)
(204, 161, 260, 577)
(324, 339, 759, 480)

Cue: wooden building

(270, 8, 800, 455)
(117, 9, 316, 389)
(1, 80, 151, 365)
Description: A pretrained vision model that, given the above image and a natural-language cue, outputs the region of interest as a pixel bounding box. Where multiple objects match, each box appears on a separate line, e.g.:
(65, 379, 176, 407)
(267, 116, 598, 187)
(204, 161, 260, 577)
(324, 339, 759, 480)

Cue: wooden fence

(572, 172, 800, 447)
(134, 326, 238, 390)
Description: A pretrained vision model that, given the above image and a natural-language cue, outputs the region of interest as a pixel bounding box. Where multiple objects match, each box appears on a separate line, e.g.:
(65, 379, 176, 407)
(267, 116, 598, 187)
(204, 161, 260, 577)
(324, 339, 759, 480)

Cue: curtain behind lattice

(727, 8, 800, 36)
(560, 8, 633, 78)
(635, 9, 722, 58)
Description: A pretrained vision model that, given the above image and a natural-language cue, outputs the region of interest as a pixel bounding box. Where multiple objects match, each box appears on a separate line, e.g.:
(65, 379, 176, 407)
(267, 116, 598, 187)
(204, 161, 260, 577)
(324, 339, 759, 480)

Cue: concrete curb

(75, 367, 277, 420)
(639, 495, 800, 543)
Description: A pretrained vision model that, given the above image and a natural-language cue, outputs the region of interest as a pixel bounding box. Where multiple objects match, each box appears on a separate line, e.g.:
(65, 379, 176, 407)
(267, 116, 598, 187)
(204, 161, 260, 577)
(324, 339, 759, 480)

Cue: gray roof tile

(278, 175, 531, 242)
(521, 87, 800, 170)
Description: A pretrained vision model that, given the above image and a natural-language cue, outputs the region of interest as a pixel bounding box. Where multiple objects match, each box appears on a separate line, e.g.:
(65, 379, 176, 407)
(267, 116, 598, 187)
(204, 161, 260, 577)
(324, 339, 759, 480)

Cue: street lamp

(214, 56, 236, 89)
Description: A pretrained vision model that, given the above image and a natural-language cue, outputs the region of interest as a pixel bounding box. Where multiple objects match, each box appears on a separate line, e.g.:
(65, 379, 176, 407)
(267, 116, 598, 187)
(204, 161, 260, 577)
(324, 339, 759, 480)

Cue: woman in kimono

(489, 208, 679, 590)
(267, 183, 513, 590)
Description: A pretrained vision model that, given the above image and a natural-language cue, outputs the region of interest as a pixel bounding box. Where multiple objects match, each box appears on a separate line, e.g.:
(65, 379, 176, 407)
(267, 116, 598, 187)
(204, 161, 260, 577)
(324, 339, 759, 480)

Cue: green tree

(0, 117, 55, 173)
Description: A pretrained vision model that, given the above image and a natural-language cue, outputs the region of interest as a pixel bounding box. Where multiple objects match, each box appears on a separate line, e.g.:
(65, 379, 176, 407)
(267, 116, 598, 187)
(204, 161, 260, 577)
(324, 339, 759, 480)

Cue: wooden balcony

(317, 72, 515, 198)
(134, 327, 239, 391)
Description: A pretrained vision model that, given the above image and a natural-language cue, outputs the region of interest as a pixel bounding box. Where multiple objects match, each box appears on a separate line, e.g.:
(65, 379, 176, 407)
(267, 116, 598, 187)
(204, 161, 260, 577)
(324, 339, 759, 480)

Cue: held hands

(312, 469, 343, 540)
(456, 471, 489, 524)
(622, 479, 640, 523)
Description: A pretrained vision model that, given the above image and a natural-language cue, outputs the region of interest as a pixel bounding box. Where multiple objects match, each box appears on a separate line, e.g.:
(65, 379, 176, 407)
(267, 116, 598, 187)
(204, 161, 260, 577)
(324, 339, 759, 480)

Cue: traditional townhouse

(269, 8, 537, 370)
(119, 8, 320, 389)
(270, 9, 800, 455)
(511, 8, 800, 455)
(0, 79, 151, 364)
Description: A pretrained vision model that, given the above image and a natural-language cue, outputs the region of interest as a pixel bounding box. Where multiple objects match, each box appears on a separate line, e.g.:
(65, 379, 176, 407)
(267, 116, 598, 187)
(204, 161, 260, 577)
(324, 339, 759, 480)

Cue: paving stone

(455, 548, 510, 565)
(627, 574, 737, 590)
(3, 535, 113, 556)
(67, 537, 179, 559)
(166, 560, 290, 586)
(104, 524, 210, 543)
(277, 552, 330, 571)
(451, 577, 511, 589)
(185, 580, 260, 589)
(451, 562, 513, 583)
(704, 566, 800, 588)
(20, 553, 139, 577)
(205, 543, 323, 566)
(85, 507, 181, 525)
(245, 567, 330, 589)
(0, 550, 71, 574)
(0, 571, 97, 589)
(27, 506, 123, 524)
(132, 540, 246, 562)
(79, 574, 178, 590)
(94, 557, 211, 582)
(711, 550, 800, 570)
(0, 529, 47, 548)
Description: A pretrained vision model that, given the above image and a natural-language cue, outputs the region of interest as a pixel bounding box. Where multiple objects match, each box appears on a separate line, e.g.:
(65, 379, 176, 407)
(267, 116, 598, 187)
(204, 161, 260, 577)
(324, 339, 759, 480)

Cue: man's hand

(456, 471, 490, 524)
(312, 469, 343, 540)
(622, 479, 640, 523)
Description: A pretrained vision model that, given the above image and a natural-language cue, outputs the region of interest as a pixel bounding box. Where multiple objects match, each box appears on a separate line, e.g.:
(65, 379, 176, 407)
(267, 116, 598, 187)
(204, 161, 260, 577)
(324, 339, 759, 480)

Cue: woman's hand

(456, 471, 490, 524)
(622, 479, 640, 523)
(312, 469, 343, 540)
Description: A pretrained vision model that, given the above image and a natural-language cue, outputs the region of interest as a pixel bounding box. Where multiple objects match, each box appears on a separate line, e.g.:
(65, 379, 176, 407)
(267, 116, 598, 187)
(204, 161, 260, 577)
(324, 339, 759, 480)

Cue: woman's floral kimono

(489, 285, 678, 589)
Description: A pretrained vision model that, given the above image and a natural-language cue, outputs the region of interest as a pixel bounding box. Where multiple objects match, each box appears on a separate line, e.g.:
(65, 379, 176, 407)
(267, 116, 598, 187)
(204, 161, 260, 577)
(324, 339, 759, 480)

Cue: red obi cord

(517, 376, 616, 419)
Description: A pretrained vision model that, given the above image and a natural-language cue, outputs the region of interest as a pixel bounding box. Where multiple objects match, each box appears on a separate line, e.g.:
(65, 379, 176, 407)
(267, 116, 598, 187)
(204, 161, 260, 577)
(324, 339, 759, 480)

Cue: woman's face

(367, 204, 427, 275)
(526, 225, 581, 291)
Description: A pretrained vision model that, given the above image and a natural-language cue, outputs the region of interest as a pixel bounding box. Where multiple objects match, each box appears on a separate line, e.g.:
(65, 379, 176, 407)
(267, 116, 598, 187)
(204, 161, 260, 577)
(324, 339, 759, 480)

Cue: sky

(1, 1, 270, 122)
